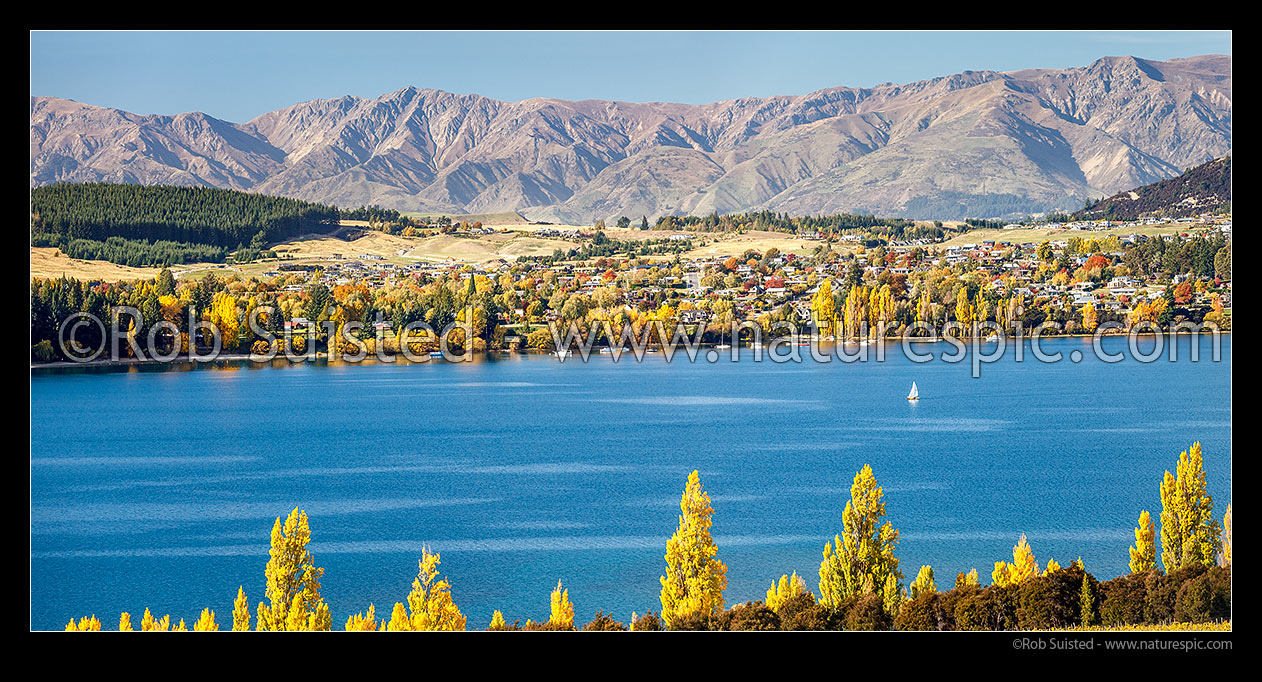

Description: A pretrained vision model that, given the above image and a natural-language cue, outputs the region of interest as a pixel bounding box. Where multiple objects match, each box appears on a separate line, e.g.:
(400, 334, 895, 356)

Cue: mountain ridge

(31, 54, 1231, 221)
(1071, 155, 1231, 220)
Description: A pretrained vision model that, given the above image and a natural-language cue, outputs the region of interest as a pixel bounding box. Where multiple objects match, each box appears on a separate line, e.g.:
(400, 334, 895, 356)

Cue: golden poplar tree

(955, 569, 980, 589)
(766, 572, 810, 612)
(1081, 302, 1098, 332)
(232, 586, 251, 631)
(659, 470, 728, 627)
(843, 285, 868, 338)
(1129, 510, 1157, 573)
(140, 608, 170, 632)
(915, 287, 932, 326)
(908, 565, 936, 599)
(65, 615, 101, 631)
(818, 465, 901, 610)
(193, 608, 218, 631)
(256, 508, 332, 631)
(810, 280, 836, 336)
(344, 605, 379, 631)
(119, 612, 133, 632)
(992, 534, 1040, 586)
(385, 547, 467, 631)
(385, 603, 411, 631)
(1159, 442, 1221, 572)
(1220, 504, 1232, 566)
(209, 292, 241, 352)
(549, 580, 575, 629)
(954, 287, 974, 329)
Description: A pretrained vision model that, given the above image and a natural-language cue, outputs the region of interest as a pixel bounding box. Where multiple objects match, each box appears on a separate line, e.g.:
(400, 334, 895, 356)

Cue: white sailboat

(907, 381, 920, 401)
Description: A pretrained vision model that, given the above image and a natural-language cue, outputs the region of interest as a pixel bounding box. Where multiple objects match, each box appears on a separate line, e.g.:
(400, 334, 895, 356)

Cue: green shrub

(1206, 565, 1231, 621)
(894, 591, 945, 631)
(667, 609, 714, 631)
(723, 601, 780, 631)
(1174, 575, 1213, 623)
(582, 611, 627, 631)
(845, 594, 892, 631)
(953, 584, 1018, 630)
(32, 339, 57, 362)
(522, 619, 573, 631)
(1100, 571, 1150, 626)
(1145, 565, 1207, 623)
(1017, 565, 1094, 629)
(630, 611, 661, 631)
(778, 593, 831, 631)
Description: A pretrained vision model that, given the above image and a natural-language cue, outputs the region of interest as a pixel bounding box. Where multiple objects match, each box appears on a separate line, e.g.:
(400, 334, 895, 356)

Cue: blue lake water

(30, 335, 1231, 630)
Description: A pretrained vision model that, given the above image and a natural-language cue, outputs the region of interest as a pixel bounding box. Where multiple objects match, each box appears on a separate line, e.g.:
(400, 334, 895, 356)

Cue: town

(29, 210, 1232, 362)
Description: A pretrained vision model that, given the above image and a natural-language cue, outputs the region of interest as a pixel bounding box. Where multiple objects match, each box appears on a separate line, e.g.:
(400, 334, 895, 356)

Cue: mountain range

(30, 54, 1232, 222)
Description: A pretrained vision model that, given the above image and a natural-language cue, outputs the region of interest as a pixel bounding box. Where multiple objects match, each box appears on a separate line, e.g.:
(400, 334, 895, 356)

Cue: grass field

(41, 221, 1196, 283)
(1039, 621, 1230, 632)
(30, 247, 172, 281)
(938, 223, 1209, 248)
(680, 230, 843, 259)
(29, 226, 851, 282)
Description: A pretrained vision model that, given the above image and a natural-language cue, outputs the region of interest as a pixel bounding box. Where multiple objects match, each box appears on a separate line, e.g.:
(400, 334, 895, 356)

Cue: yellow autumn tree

(384, 547, 467, 631)
(1129, 510, 1157, 573)
(140, 608, 170, 632)
(1159, 442, 1221, 572)
(209, 291, 241, 352)
(344, 605, 379, 631)
(193, 608, 218, 631)
(908, 565, 936, 599)
(766, 572, 811, 612)
(659, 470, 728, 627)
(1220, 504, 1232, 566)
(992, 534, 1040, 586)
(232, 586, 251, 631)
(385, 603, 410, 631)
(915, 287, 932, 326)
(955, 569, 980, 589)
(843, 284, 868, 338)
(119, 612, 133, 632)
(549, 580, 575, 629)
(954, 287, 974, 329)
(65, 615, 101, 631)
(1081, 302, 1098, 333)
(819, 465, 902, 611)
(256, 508, 332, 631)
(810, 280, 836, 336)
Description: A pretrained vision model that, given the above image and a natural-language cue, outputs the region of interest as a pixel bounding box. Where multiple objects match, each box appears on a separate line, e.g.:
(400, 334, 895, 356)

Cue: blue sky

(31, 30, 1230, 123)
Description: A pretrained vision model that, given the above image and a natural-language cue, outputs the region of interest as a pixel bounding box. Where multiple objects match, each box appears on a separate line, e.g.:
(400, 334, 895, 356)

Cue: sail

(908, 382, 919, 400)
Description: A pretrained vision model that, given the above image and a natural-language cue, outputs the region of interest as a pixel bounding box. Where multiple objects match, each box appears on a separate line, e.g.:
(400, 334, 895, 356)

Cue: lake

(30, 335, 1231, 630)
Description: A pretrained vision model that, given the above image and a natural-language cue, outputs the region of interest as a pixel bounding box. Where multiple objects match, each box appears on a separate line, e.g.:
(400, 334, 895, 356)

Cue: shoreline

(31, 330, 1230, 371)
